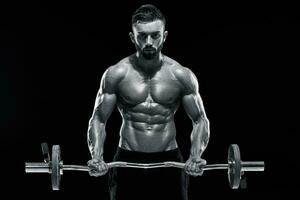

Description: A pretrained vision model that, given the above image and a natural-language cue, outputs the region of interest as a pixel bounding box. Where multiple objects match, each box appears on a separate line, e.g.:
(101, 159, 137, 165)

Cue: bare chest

(118, 69, 182, 106)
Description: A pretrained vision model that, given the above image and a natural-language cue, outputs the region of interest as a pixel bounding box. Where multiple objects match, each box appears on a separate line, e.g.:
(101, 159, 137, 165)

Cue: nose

(146, 35, 153, 46)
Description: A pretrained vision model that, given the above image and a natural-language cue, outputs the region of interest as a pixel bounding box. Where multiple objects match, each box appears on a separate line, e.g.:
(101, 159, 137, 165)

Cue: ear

(163, 31, 168, 42)
(129, 32, 135, 44)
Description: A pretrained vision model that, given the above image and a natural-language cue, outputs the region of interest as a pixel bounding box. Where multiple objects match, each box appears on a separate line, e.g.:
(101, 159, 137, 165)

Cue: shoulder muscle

(172, 65, 199, 95)
(100, 62, 128, 94)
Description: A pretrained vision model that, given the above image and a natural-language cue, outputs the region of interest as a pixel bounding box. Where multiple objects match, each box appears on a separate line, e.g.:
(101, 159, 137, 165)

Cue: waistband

(113, 147, 184, 163)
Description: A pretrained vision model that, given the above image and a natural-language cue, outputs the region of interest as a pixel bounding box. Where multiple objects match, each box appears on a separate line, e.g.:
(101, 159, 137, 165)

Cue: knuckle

(191, 173, 197, 177)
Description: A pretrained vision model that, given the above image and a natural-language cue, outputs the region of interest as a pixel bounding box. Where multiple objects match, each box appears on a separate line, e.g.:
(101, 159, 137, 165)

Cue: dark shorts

(108, 147, 189, 200)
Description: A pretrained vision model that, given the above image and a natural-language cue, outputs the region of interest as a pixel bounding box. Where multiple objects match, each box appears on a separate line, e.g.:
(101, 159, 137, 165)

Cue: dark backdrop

(1, 0, 299, 199)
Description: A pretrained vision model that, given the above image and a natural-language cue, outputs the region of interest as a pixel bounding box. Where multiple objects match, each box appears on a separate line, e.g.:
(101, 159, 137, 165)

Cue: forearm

(87, 116, 106, 160)
(189, 116, 210, 161)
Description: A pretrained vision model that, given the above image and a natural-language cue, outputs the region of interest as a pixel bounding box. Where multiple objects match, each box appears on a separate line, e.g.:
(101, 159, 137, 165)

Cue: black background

(1, 0, 299, 199)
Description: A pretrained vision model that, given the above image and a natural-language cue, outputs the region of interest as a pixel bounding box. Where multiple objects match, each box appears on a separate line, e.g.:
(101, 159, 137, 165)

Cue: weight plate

(51, 145, 61, 190)
(227, 144, 241, 189)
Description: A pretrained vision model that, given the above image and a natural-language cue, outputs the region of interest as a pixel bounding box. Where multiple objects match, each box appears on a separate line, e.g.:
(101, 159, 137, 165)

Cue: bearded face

(134, 41, 164, 60)
(130, 20, 167, 60)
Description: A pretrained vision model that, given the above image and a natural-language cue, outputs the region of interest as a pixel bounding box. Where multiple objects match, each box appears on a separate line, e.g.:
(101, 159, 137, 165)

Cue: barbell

(25, 143, 264, 190)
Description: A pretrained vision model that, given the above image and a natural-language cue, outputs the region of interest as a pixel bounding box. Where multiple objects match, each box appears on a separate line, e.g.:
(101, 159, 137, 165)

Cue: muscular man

(87, 4, 210, 200)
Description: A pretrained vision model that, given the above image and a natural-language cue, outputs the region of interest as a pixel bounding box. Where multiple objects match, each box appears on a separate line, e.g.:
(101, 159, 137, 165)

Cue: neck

(135, 52, 163, 74)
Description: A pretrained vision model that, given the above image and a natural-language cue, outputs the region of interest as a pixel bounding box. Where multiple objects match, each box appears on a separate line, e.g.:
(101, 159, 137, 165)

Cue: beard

(142, 47, 157, 60)
(136, 44, 164, 60)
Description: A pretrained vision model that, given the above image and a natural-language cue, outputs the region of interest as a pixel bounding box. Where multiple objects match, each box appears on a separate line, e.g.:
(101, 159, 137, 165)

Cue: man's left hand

(184, 157, 207, 176)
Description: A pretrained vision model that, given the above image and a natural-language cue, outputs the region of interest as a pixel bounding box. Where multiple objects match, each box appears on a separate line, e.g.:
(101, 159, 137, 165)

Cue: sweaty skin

(87, 55, 209, 175)
(87, 19, 210, 177)
(118, 55, 183, 152)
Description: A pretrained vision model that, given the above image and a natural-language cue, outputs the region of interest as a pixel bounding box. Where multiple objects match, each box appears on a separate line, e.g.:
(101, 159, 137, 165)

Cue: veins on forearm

(87, 117, 106, 160)
(190, 115, 210, 159)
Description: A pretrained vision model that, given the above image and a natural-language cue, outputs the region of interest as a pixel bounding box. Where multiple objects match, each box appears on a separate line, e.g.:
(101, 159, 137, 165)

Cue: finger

(192, 166, 202, 173)
(200, 159, 207, 166)
(89, 168, 98, 174)
(191, 162, 201, 174)
(88, 165, 98, 171)
(188, 171, 199, 177)
(193, 169, 204, 176)
(196, 160, 206, 170)
(197, 169, 204, 176)
(95, 168, 107, 176)
(191, 162, 197, 170)
(99, 171, 108, 176)
(188, 160, 194, 170)
(87, 160, 93, 166)
(194, 166, 202, 175)
(99, 164, 106, 172)
(193, 164, 203, 175)
(196, 164, 204, 175)
(101, 163, 108, 171)
(100, 165, 109, 174)
(92, 169, 105, 177)
(185, 164, 192, 175)
(185, 170, 192, 176)
(87, 161, 98, 168)
(184, 167, 190, 175)
(88, 171, 99, 177)
(186, 167, 196, 176)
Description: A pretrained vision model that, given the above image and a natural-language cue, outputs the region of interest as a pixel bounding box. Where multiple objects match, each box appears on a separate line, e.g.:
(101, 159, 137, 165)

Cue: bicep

(178, 67, 207, 123)
(92, 91, 117, 123)
(91, 67, 119, 123)
(182, 93, 206, 123)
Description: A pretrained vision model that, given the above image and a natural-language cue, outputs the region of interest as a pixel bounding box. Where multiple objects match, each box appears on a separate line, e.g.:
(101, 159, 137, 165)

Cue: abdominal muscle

(118, 116, 178, 153)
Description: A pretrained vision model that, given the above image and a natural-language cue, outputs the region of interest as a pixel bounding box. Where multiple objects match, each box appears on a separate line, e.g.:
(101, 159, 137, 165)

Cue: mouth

(143, 49, 156, 53)
(143, 47, 156, 51)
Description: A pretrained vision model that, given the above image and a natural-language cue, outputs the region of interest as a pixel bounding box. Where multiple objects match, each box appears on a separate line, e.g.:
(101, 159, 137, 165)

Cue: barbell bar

(25, 143, 264, 190)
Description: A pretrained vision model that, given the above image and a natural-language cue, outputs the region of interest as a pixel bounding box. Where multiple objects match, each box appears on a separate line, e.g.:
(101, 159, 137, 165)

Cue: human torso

(116, 55, 184, 152)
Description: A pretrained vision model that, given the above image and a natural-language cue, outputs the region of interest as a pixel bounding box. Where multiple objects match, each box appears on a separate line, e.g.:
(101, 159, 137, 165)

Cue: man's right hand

(87, 159, 109, 177)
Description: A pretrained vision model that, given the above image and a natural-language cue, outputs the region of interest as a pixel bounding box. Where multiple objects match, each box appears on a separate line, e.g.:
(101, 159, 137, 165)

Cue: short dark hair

(131, 4, 166, 28)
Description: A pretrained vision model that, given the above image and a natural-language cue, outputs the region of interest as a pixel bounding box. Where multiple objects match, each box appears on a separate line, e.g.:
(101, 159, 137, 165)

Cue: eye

(151, 33, 160, 39)
(138, 33, 147, 39)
